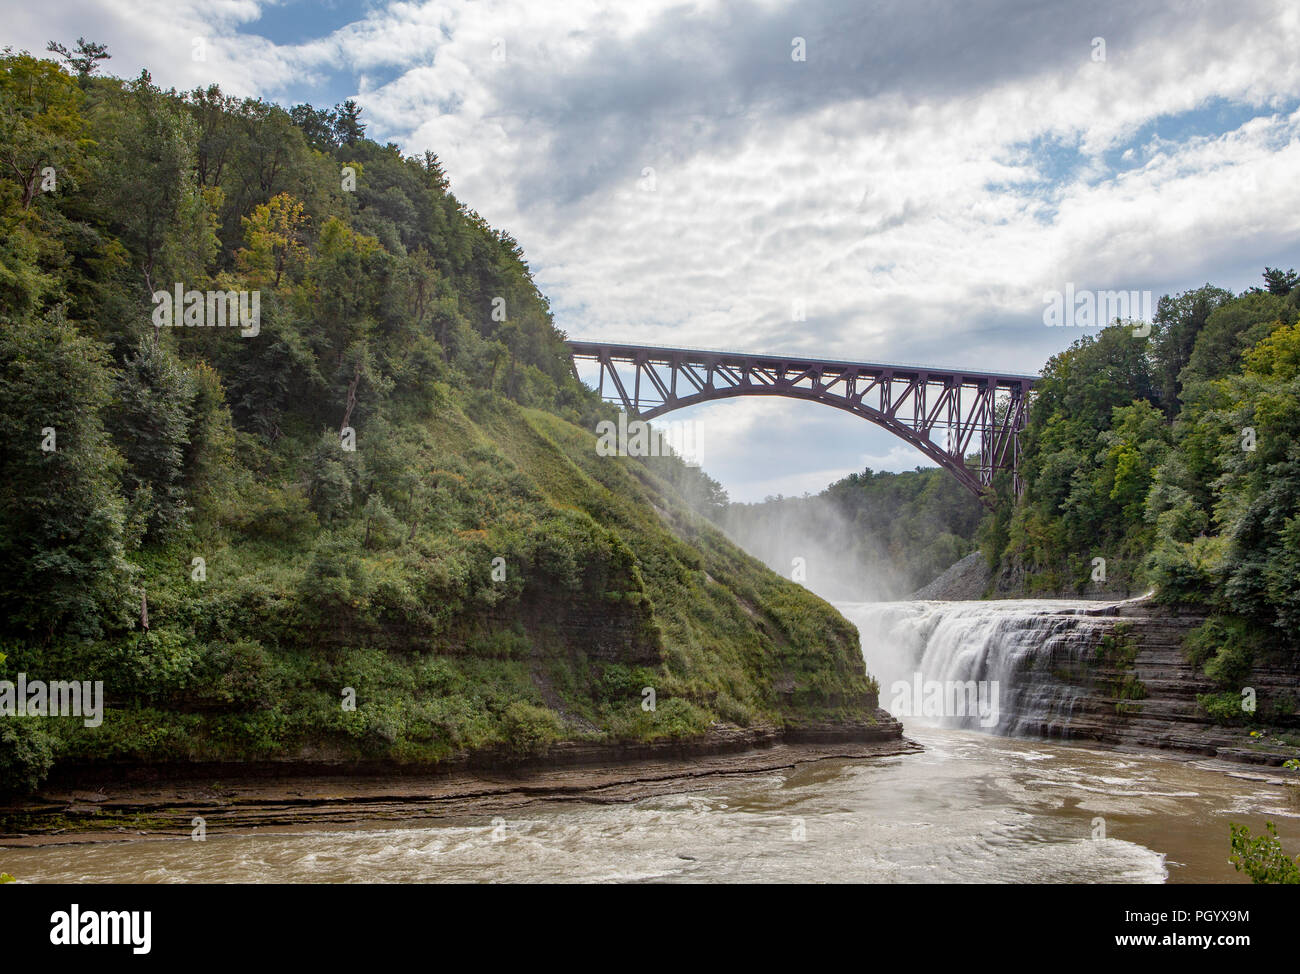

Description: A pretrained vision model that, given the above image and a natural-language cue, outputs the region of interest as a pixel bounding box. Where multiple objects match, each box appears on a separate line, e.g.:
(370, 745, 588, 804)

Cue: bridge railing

(566, 338, 1039, 385)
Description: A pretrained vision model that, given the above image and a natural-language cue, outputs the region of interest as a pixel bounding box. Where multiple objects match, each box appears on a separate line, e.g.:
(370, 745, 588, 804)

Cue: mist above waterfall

(714, 496, 905, 602)
(713, 468, 983, 603)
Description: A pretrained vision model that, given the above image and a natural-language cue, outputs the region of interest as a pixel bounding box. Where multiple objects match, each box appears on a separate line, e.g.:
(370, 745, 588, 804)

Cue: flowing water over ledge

(840, 599, 1129, 736)
(3, 599, 1296, 883)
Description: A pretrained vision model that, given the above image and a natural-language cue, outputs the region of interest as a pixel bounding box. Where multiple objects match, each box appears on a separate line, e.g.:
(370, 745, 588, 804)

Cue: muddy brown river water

(3, 726, 1295, 883)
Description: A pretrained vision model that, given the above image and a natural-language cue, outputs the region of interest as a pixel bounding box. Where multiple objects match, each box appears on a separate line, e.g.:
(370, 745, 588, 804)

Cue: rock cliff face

(909, 552, 989, 600)
(847, 597, 1299, 766)
(1012, 602, 1299, 764)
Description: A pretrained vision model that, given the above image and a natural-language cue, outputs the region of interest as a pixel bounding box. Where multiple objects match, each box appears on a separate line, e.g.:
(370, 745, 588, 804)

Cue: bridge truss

(567, 340, 1035, 500)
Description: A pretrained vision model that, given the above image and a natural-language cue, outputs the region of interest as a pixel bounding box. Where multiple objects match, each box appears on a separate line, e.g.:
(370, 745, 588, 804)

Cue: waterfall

(837, 599, 1135, 737)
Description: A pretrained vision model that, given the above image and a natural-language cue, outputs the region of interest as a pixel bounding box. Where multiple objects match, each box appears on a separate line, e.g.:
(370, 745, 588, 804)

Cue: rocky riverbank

(0, 713, 912, 844)
(846, 594, 1300, 770)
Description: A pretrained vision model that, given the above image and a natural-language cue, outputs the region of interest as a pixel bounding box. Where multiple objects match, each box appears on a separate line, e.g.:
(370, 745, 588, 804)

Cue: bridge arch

(566, 340, 1035, 502)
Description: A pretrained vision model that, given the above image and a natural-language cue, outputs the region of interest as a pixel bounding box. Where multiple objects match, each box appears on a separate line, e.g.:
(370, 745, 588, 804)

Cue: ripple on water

(0, 728, 1289, 883)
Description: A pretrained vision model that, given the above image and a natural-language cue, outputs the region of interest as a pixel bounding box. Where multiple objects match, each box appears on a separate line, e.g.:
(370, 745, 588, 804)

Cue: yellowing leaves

(236, 192, 310, 289)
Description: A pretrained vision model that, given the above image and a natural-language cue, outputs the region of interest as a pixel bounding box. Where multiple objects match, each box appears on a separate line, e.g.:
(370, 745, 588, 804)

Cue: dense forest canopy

(980, 270, 1300, 711)
(0, 44, 587, 638)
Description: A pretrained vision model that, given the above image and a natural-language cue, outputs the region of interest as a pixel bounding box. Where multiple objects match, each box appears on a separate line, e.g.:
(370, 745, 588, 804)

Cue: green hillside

(0, 48, 875, 793)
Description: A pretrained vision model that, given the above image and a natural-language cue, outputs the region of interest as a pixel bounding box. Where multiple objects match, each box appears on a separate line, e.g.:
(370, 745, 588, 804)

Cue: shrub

(0, 721, 55, 793)
(500, 701, 564, 757)
(1229, 822, 1300, 884)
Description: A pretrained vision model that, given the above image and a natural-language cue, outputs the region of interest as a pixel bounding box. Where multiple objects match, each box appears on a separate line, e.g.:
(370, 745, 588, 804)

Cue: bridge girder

(566, 340, 1035, 502)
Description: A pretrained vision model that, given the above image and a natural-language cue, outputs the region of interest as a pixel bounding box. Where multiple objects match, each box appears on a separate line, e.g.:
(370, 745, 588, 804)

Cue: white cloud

(8, 0, 1300, 500)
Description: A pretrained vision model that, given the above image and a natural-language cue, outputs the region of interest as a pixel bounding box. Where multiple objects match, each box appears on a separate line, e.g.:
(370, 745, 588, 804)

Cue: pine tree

(1262, 266, 1299, 296)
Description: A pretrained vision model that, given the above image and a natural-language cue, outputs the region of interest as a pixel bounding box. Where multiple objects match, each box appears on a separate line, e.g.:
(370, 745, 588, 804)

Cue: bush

(500, 701, 564, 757)
(1197, 691, 1254, 726)
(1229, 822, 1300, 883)
(0, 721, 55, 793)
(1185, 617, 1259, 688)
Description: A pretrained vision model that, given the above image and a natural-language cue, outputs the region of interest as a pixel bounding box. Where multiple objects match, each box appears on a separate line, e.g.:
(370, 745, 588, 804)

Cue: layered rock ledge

(0, 712, 912, 844)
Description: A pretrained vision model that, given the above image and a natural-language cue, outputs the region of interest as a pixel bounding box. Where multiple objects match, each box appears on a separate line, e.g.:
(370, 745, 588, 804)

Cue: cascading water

(838, 599, 1140, 737)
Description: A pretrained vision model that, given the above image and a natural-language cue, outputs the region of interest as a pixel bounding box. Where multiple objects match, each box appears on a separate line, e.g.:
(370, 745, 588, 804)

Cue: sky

(11, 1, 1300, 501)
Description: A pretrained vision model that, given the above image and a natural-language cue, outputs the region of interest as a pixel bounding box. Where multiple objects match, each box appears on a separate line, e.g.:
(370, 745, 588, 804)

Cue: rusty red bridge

(566, 339, 1037, 499)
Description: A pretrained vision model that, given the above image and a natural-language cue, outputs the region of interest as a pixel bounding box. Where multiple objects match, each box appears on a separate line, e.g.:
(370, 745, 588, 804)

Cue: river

(3, 600, 1295, 883)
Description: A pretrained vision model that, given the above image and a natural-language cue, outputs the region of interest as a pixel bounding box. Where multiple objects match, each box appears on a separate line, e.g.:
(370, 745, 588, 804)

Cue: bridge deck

(566, 339, 1037, 389)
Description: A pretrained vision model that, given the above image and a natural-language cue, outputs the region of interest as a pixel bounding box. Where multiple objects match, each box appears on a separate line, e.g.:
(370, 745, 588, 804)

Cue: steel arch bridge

(566, 340, 1036, 501)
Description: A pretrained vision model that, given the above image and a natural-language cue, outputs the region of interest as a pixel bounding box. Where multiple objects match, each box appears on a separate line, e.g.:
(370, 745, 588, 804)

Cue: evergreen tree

(108, 337, 196, 541)
(1261, 266, 1299, 296)
(0, 313, 134, 638)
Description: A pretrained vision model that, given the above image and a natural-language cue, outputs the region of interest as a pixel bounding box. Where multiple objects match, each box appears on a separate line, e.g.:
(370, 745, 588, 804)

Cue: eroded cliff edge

(988, 600, 1299, 765)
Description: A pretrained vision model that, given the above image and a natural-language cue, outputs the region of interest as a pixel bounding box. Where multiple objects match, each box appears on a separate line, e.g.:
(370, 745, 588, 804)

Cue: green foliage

(307, 429, 362, 524)
(1203, 638, 1255, 689)
(0, 312, 134, 638)
(993, 324, 1166, 595)
(500, 701, 564, 757)
(1261, 267, 1299, 297)
(0, 50, 878, 793)
(1197, 691, 1252, 726)
(1228, 822, 1300, 883)
(1183, 617, 1253, 673)
(1151, 284, 1233, 414)
(108, 337, 196, 540)
(0, 720, 55, 793)
(1094, 624, 1147, 703)
(985, 274, 1300, 667)
(46, 38, 110, 78)
(1182, 291, 1295, 387)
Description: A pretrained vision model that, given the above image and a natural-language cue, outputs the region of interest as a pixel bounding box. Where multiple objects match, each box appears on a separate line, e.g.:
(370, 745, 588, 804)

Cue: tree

(1213, 321, 1300, 632)
(289, 102, 338, 149)
(1150, 285, 1233, 414)
(1181, 291, 1295, 387)
(184, 84, 241, 187)
(1229, 822, 1300, 883)
(0, 312, 134, 639)
(95, 71, 202, 295)
(307, 429, 363, 524)
(1096, 400, 1169, 525)
(45, 38, 110, 78)
(418, 150, 449, 193)
(237, 192, 310, 288)
(108, 337, 197, 541)
(333, 99, 365, 146)
(0, 51, 85, 210)
(1261, 266, 1299, 296)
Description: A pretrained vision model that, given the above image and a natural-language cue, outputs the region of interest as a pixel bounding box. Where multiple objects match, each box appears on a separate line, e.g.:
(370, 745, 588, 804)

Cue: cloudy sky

(12, 1, 1300, 500)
